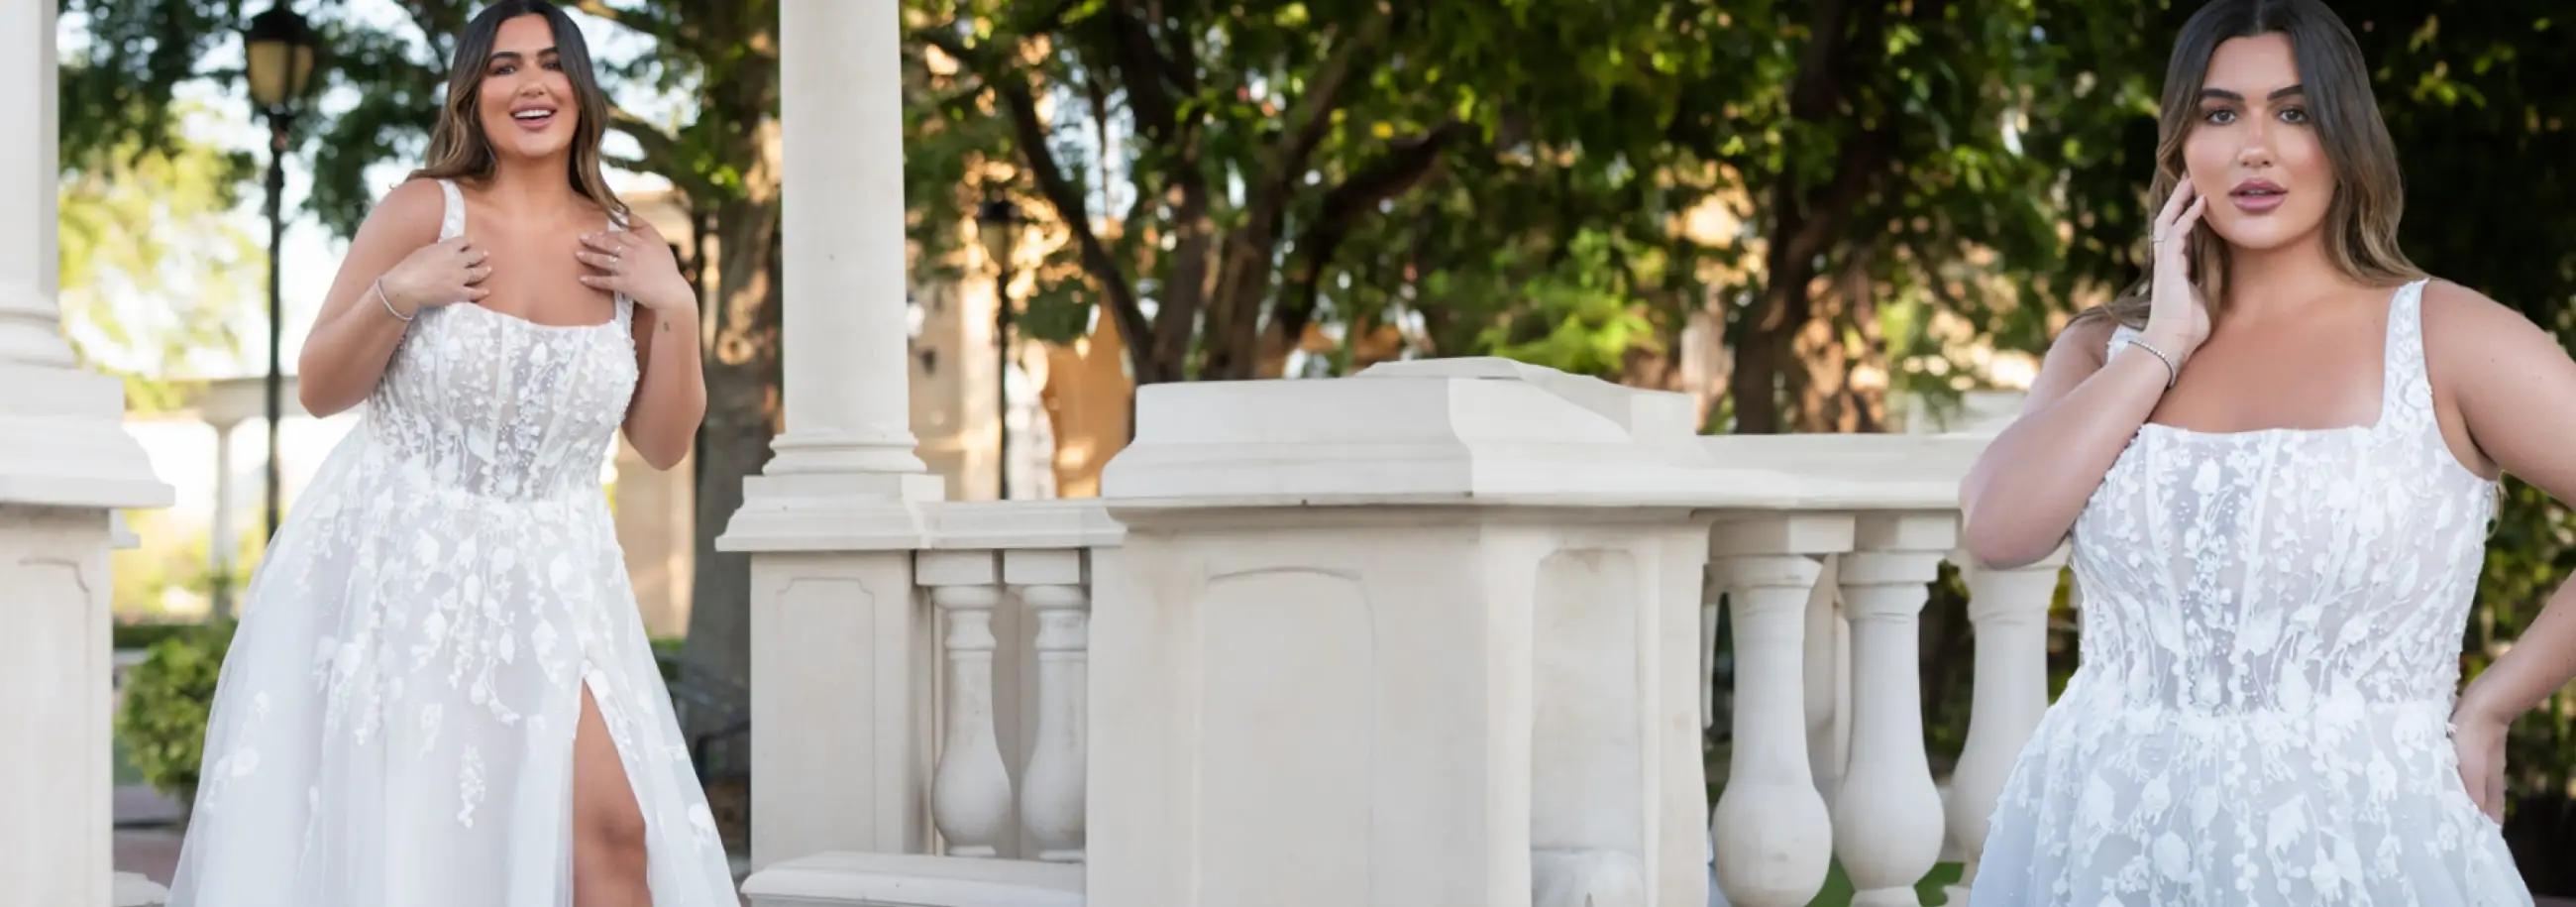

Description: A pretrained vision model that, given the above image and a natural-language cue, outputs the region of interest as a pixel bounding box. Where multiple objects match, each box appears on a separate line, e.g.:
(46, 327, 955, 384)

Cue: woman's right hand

(376, 237, 491, 316)
(2142, 179, 2212, 360)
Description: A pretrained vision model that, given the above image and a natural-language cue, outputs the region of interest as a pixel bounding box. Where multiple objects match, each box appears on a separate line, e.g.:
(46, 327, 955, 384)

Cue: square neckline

(435, 178, 628, 332)
(2130, 280, 2421, 440)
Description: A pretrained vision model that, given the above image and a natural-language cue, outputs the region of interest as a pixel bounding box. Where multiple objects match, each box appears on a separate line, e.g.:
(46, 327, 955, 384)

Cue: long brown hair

(2086, 0, 2420, 328)
(410, 1, 625, 220)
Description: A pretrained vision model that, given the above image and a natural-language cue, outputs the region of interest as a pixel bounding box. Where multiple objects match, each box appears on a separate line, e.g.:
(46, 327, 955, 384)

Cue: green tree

(897, 0, 2166, 431)
(900, 0, 1736, 385)
(54, 103, 259, 410)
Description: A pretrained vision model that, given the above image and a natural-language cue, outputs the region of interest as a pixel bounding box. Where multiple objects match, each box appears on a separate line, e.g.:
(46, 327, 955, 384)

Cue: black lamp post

(977, 198, 1020, 501)
(245, 5, 317, 538)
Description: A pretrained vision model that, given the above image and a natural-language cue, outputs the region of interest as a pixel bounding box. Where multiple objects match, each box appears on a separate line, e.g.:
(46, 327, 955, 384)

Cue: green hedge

(114, 620, 237, 808)
(113, 622, 202, 653)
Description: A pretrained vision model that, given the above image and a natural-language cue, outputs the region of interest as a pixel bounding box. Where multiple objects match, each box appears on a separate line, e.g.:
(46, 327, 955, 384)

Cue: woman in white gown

(166, 3, 736, 904)
(1961, 1, 2576, 903)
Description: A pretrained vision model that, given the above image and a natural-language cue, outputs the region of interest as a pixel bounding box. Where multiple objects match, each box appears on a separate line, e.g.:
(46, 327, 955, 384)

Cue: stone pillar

(0, 3, 173, 905)
(1089, 359, 1716, 907)
(728, 0, 942, 872)
(762, 0, 929, 483)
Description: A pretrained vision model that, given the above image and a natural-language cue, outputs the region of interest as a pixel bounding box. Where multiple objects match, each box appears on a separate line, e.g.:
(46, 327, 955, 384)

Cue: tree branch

(995, 76, 1158, 382)
(1780, 127, 1892, 268)
(611, 107, 685, 169)
(1278, 122, 1469, 340)
(1011, 0, 1091, 40)
(912, 23, 973, 64)
(609, 107, 716, 200)
(602, 152, 651, 174)
(1268, 17, 1384, 178)
(1101, 2, 1188, 141)
(571, 0, 633, 31)
(576, 0, 707, 60)
(403, 1, 474, 64)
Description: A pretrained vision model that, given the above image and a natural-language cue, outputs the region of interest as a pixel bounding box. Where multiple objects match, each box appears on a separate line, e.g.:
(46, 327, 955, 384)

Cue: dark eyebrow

(485, 47, 561, 63)
(2200, 84, 2307, 102)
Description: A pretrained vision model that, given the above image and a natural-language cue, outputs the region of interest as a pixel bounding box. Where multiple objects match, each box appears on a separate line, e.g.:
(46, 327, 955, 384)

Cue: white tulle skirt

(165, 425, 738, 905)
(1973, 673, 2529, 906)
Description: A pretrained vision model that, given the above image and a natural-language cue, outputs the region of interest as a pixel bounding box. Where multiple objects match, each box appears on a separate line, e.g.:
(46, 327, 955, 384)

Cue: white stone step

(741, 852, 1081, 907)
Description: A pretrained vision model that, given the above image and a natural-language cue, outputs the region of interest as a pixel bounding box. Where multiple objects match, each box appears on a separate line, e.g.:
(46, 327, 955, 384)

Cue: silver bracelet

(376, 278, 414, 323)
(2122, 335, 2178, 390)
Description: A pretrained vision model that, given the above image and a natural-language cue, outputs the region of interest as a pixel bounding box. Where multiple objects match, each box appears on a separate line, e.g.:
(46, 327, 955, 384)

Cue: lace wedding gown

(167, 180, 737, 905)
(1973, 281, 2532, 905)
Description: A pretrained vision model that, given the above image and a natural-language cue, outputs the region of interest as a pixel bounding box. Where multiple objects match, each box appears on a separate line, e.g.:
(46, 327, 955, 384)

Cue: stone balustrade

(1694, 435, 2067, 905)
(738, 360, 2065, 907)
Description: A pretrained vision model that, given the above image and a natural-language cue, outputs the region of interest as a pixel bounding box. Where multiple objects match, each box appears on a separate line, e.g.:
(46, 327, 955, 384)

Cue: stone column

(729, 0, 943, 871)
(0, 3, 173, 905)
(762, 0, 931, 485)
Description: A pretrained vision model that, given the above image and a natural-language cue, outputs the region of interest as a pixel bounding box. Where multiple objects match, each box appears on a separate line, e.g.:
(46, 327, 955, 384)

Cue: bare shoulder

(2419, 279, 2533, 341)
(2415, 278, 2576, 484)
(354, 178, 451, 251)
(2418, 279, 2553, 377)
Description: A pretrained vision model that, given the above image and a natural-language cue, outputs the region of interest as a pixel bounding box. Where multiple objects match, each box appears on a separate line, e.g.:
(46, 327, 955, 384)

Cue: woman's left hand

(576, 227, 693, 314)
(2451, 706, 2510, 825)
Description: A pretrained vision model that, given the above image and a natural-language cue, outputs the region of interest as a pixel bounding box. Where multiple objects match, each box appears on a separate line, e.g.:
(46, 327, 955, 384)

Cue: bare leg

(573, 683, 652, 906)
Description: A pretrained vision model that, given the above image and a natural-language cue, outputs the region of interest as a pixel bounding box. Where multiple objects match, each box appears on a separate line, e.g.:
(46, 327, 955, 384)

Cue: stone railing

(732, 500, 1114, 906)
(735, 359, 2058, 907)
(1694, 436, 2066, 906)
(917, 539, 1097, 863)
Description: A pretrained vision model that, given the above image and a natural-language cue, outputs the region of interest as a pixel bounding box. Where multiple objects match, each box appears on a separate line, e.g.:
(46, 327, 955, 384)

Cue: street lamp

(245, 4, 317, 540)
(976, 198, 1020, 501)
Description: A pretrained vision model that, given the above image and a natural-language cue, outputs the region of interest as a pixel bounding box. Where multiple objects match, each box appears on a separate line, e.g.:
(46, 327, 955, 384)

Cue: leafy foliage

(902, 0, 1746, 384)
(115, 619, 239, 806)
(55, 104, 259, 410)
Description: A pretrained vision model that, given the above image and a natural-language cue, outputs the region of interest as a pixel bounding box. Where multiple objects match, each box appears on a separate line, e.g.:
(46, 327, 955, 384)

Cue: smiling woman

(161, 3, 729, 905)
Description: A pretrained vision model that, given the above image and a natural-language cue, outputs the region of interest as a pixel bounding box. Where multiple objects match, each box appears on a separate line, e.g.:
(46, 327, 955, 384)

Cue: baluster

(1805, 554, 1850, 802)
(1707, 545, 1835, 907)
(931, 580, 1014, 857)
(1701, 565, 1722, 731)
(1018, 577, 1090, 862)
(1944, 545, 2067, 901)
(1832, 512, 1954, 906)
